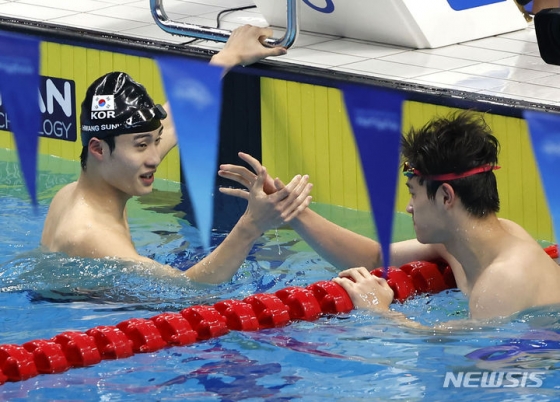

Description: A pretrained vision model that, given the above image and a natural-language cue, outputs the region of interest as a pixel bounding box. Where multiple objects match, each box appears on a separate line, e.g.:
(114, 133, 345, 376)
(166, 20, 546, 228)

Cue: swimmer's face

(405, 177, 446, 244)
(99, 126, 163, 197)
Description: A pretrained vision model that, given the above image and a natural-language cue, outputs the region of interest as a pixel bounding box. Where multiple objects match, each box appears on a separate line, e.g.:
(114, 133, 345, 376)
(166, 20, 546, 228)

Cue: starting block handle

(150, 0, 300, 48)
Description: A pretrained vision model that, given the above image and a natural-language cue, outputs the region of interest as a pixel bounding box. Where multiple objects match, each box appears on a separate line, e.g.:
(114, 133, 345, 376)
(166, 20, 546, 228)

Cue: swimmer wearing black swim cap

(43, 25, 307, 286)
(80, 72, 167, 146)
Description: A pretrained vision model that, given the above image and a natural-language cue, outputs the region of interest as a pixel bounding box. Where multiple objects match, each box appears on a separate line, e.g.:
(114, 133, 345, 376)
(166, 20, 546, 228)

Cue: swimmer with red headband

(220, 110, 560, 325)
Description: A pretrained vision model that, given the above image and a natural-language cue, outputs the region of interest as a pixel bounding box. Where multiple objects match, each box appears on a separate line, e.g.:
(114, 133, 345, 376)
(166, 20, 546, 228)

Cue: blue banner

(303, 0, 335, 13)
(0, 32, 40, 206)
(342, 85, 405, 273)
(0, 76, 77, 142)
(157, 55, 223, 250)
(446, 0, 504, 11)
(524, 110, 560, 242)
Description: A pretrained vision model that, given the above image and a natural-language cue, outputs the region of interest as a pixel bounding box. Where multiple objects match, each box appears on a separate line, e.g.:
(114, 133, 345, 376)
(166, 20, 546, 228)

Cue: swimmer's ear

(439, 183, 456, 209)
(88, 137, 105, 161)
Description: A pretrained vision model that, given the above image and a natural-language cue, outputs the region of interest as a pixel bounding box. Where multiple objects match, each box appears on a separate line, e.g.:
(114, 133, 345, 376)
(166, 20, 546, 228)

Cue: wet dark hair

(401, 110, 500, 217)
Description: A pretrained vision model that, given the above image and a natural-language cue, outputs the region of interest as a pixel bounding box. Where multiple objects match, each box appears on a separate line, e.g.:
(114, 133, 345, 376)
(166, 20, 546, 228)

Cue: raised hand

(218, 151, 281, 195)
(210, 25, 287, 69)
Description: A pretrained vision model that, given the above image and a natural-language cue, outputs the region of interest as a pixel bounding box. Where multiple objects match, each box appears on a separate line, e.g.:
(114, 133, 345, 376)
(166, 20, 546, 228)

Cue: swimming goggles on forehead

(402, 161, 500, 181)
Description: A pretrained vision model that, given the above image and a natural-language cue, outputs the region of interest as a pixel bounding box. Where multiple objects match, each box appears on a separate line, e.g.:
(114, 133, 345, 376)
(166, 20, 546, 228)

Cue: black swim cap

(80, 72, 167, 146)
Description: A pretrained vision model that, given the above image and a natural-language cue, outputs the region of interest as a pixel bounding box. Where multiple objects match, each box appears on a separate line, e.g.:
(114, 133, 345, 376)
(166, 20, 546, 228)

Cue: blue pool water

(1, 149, 560, 401)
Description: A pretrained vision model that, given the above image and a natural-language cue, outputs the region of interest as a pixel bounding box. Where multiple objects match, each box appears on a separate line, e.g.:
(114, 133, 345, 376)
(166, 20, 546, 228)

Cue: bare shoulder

(471, 237, 560, 319)
(42, 182, 79, 249)
(43, 184, 138, 260)
(498, 218, 535, 241)
(48, 182, 76, 210)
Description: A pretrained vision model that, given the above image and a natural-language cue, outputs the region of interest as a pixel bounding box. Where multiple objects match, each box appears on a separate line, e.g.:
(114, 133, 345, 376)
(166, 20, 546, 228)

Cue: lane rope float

(0, 244, 557, 385)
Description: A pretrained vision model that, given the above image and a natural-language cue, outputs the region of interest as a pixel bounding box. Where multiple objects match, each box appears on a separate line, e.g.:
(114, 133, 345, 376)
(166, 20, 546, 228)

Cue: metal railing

(150, 0, 300, 48)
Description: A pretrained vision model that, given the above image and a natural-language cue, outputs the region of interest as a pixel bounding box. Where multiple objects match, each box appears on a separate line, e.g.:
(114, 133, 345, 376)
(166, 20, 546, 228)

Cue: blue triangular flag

(0, 32, 40, 206)
(156, 55, 223, 250)
(524, 110, 560, 242)
(342, 85, 405, 273)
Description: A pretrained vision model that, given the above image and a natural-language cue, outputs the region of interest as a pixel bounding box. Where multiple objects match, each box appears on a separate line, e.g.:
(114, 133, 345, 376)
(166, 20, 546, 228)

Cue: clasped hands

(218, 152, 312, 234)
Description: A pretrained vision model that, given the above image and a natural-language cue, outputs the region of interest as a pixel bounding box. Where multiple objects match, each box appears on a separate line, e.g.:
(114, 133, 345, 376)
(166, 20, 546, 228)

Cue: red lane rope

(1, 244, 557, 385)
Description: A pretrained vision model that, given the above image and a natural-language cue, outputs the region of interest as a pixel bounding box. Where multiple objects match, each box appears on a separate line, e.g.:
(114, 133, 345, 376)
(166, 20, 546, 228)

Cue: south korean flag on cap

(92, 95, 115, 111)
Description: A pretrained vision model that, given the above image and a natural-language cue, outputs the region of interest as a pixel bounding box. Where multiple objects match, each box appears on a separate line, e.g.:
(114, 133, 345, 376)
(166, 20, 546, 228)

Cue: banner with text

(0, 76, 77, 142)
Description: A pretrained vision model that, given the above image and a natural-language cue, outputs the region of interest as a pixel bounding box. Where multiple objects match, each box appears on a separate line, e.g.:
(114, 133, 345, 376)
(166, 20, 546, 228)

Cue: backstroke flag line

(524, 110, 560, 242)
(0, 31, 40, 206)
(157, 55, 223, 250)
(342, 84, 405, 274)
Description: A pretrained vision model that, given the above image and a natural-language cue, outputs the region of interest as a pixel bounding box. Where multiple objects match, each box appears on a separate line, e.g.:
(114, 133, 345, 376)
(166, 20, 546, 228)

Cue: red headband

(403, 163, 500, 181)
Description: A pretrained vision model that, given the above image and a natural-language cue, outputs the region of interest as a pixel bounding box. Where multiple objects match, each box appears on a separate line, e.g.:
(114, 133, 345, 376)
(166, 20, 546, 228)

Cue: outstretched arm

(219, 152, 384, 271)
(290, 208, 383, 271)
(82, 165, 306, 285)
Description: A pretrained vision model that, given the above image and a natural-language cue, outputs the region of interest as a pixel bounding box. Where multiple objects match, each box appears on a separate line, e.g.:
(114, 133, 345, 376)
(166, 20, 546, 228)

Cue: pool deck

(1, 0, 560, 112)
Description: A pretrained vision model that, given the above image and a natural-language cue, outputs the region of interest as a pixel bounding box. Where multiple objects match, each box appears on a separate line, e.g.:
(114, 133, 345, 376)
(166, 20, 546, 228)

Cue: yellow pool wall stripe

(260, 78, 553, 242)
(261, 79, 369, 212)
